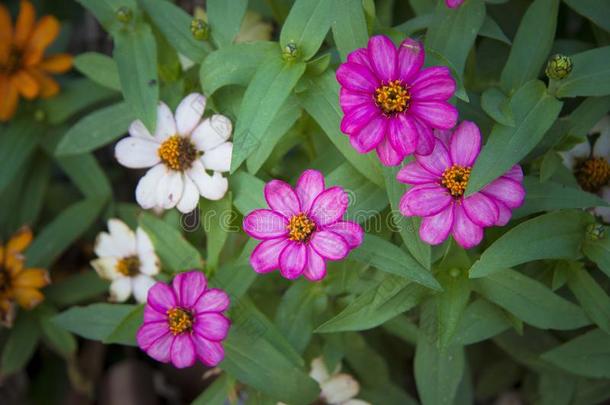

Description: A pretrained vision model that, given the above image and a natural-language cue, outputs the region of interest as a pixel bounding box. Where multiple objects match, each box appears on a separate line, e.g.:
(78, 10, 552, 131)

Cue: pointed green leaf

(53, 303, 136, 341)
(567, 267, 610, 334)
(542, 329, 610, 378)
(279, 0, 333, 61)
(73, 53, 120, 90)
(207, 0, 247, 47)
(332, 0, 369, 61)
(555, 47, 610, 98)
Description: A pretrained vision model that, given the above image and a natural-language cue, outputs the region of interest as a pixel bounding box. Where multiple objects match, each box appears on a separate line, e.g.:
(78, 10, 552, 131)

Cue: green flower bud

(282, 42, 299, 62)
(545, 54, 573, 81)
(586, 223, 606, 241)
(191, 19, 209, 41)
(115, 6, 133, 24)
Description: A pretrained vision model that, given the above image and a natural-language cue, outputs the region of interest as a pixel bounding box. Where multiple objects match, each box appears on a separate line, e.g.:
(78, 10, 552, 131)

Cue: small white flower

(115, 93, 233, 214)
(91, 219, 160, 303)
(309, 357, 370, 405)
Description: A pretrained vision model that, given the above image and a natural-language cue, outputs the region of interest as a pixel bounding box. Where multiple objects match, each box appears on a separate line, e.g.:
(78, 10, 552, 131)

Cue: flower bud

(282, 42, 299, 61)
(191, 19, 209, 41)
(545, 54, 573, 81)
(586, 223, 606, 241)
(115, 6, 133, 24)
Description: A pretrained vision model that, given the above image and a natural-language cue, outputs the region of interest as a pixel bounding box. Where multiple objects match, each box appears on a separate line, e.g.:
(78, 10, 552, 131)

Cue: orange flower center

(576, 158, 610, 192)
(0, 47, 22, 75)
(287, 213, 316, 242)
(167, 307, 193, 335)
(441, 165, 472, 198)
(158, 135, 199, 171)
(115, 255, 140, 277)
(375, 80, 410, 115)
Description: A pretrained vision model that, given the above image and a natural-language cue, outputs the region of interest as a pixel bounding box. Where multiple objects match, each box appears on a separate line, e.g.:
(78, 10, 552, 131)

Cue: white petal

(201, 142, 232, 172)
(139, 253, 160, 276)
(176, 93, 206, 136)
(115, 137, 161, 169)
(132, 275, 156, 303)
(90, 257, 120, 280)
(192, 114, 233, 151)
(187, 162, 228, 201)
(129, 119, 155, 140)
(591, 116, 610, 135)
(310, 357, 330, 384)
(136, 165, 167, 209)
(593, 131, 610, 161)
(560, 141, 591, 170)
(321, 374, 360, 404)
(156, 171, 184, 209)
(108, 219, 137, 254)
(342, 400, 371, 405)
(109, 277, 132, 302)
(177, 175, 200, 213)
(94, 233, 121, 258)
(136, 228, 155, 256)
(154, 102, 177, 142)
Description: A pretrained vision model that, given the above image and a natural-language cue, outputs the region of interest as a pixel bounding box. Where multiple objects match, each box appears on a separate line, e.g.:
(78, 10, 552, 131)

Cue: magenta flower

(446, 0, 464, 8)
(336, 35, 458, 166)
(242, 169, 364, 281)
(136, 270, 230, 369)
(397, 121, 525, 248)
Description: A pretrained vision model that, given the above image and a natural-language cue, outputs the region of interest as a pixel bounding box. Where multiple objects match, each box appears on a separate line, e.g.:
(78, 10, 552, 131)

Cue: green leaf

(140, 0, 208, 62)
(0, 120, 40, 194)
(555, 47, 610, 98)
(26, 198, 105, 268)
(75, 0, 137, 32)
(104, 305, 143, 346)
(332, 0, 369, 61)
(467, 80, 563, 194)
(139, 212, 203, 272)
(567, 267, 610, 334)
(207, 0, 247, 47)
(56, 153, 112, 199)
(53, 303, 135, 341)
(199, 42, 278, 96)
(192, 374, 233, 405)
(538, 372, 576, 405)
(563, 0, 610, 32)
(15, 154, 50, 227)
(44, 271, 109, 307)
(73, 53, 121, 90)
(1, 312, 40, 374)
(454, 299, 511, 345)
(199, 194, 232, 270)
(469, 211, 591, 278)
(299, 71, 384, 187)
(583, 238, 610, 278)
(279, 0, 333, 61)
(500, 0, 559, 91)
(231, 54, 306, 171)
(479, 16, 510, 45)
(481, 87, 514, 126)
(541, 329, 610, 378)
(350, 234, 442, 291)
(473, 269, 590, 330)
(231, 171, 266, 215)
(37, 304, 77, 357)
(113, 24, 159, 132)
(436, 270, 471, 349)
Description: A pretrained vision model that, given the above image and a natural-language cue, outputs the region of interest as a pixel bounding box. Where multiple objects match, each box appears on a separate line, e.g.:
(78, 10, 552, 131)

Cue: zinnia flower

(136, 270, 230, 369)
(446, 0, 465, 8)
(115, 93, 233, 213)
(90, 219, 160, 303)
(336, 35, 458, 166)
(561, 116, 610, 221)
(309, 357, 370, 405)
(0, 227, 50, 326)
(397, 121, 525, 248)
(243, 170, 363, 281)
(0, 0, 73, 121)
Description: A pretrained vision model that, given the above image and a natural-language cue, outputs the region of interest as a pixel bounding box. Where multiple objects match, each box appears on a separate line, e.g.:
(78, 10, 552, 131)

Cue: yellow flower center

(375, 80, 411, 115)
(158, 135, 199, 171)
(167, 307, 193, 335)
(287, 213, 316, 242)
(441, 165, 472, 198)
(576, 158, 610, 192)
(115, 255, 140, 277)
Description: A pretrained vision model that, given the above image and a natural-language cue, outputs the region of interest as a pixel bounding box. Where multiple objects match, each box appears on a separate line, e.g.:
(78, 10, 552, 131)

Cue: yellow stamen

(115, 255, 140, 277)
(287, 213, 316, 242)
(167, 307, 193, 335)
(576, 158, 610, 192)
(441, 164, 472, 198)
(375, 80, 410, 115)
(158, 135, 198, 171)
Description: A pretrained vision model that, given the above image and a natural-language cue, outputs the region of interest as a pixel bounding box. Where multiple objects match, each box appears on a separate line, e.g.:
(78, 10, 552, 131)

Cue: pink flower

(242, 169, 364, 281)
(446, 0, 464, 8)
(397, 121, 525, 248)
(336, 35, 458, 166)
(136, 270, 230, 369)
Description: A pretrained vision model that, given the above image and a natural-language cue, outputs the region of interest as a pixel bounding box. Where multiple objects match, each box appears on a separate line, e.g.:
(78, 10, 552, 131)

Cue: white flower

(91, 219, 160, 303)
(561, 116, 610, 221)
(309, 357, 370, 405)
(115, 93, 233, 214)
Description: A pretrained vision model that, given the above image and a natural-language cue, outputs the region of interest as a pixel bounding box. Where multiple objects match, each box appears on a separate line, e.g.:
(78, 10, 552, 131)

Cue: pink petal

(419, 205, 454, 245)
(367, 35, 397, 82)
(446, 0, 464, 8)
(397, 161, 438, 185)
(264, 180, 301, 218)
(323, 221, 364, 248)
(435, 129, 452, 146)
(339, 88, 372, 114)
(415, 139, 452, 175)
(340, 104, 379, 135)
(405, 185, 452, 216)
(303, 248, 327, 281)
(250, 238, 290, 274)
(388, 114, 418, 156)
(279, 242, 308, 279)
(452, 205, 484, 249)
(397, 38, 424, 83)
(350, 115, 387, 153)
(462, 193, 499, 227)
(194, 288, 230, 313)
(347, 48, 374, 72)
(310, 187, 349, 226)
(296, 170, 325, 213)
(144, 332, 174, 363)
(170, 334, 196, 369)
(414, 118, 435, 155)
(481, 178, 525, 208)
(143, 305, 166, 323)
(504, 165, 524, 182)
(243, 209, 289, 239)
(172, 270, 207, 308)
(376, 136, 404, 166)
(495, 201, 512, 226)
(411, 67, 456, 101)
(410, 101, 458, 130)
(194, 313, 230, 341)
(336, 62, 378, 93)
(310, 231, 349, 260)
(137, 322, 168, 350)
(449, 121, 481, 167)
(192, 334, 225, 366)
(399, 192, 415, 216)
(147, 282, 177, 313)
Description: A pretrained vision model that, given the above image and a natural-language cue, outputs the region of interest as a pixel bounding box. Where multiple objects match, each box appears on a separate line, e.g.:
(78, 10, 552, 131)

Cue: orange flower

(0, 227, 50, 327)
(0, 0, 73, 122)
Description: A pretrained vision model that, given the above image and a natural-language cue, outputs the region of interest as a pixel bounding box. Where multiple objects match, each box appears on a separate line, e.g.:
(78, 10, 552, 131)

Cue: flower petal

(24, 16, 60, 66)
(194, 313, 230, 341)
(201, 142, 232, 172)
(481, 178, 525, 208)
(463, 193, 499, 227)
(336, 62, 378, 93)
(415, 139, 452, 175)
(137, 322, 169, 351)
(450, 121, 481, 167)
(144, 305, 166, 323)
(414, 118, 435, 155)
(129, 119, 154, 140)
(147, 282, 177, 313)
(397, 161, 438, 185)
(187, 161, 228, 200)
(419, 205, 454, 245)
(452, 205, 484, 249)
(376, 136, 403, 166)
(172, 270, 207, 308)
(323, 221, 364, 249)
(170, 334, 196, 368)
(91, 257, 120, 281)
(13, 268, 49, 289)
(39, 53, 73, 74)
(310, 187, 349, 226)
(192, 334, 225, 366)
(154, 102, 177, 142)
(410, 101, 458, 130)
(192, 115, 232, 151)
(135, 165, 167, 209)
(388, 113, 418, 156)
(195, 288, 230, 313)
(310, 231, 349, 260)
(397, 38, 424, 83)
(132, 275, 156, 304)
(250, 238, 290, 273)
(411, 66, 456, 101)
(340, 104, 380, 135)
(243, 209, 289, 239)
(264, 180, 300, 218)
(495, 201, 513, 226)
(175, 93, 206, 136)
(303, 248, 327, 281)
(560, 141, 591, 170)
(176, 174, 200, 213)
(296, 169, 325, 213)
(321, 374, 360, 404)
(279, 242, 307, 279)
(115, 137, 160, 169)
(109, 277, 132, 302)
(503, 165, 524, 182)
(350, 115, 387, 153)
(14, 0, 35, 49)
(339, 87, 372, 114)
(144, 333, 174, 363)
(346, 48, 373, 71)
(156, 170, 183, 209)
(367, 35, 397, 82)
(0, 77, 19, 122)
(405, 185, 452, 216)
